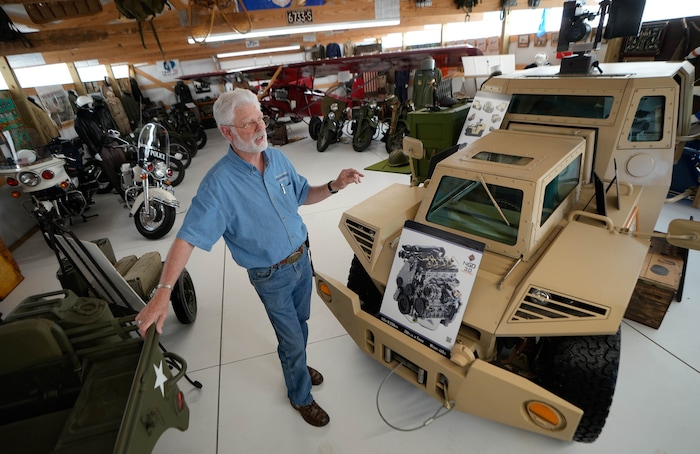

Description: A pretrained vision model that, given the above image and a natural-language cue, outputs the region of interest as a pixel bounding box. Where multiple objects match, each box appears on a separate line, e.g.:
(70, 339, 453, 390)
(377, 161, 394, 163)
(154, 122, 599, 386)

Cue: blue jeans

(247, 246, 314, 406)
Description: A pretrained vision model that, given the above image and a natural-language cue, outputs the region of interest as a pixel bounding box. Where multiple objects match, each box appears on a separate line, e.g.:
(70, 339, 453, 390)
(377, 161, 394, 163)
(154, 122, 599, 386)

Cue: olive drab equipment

(454, 0, 480, 12)
(114, 0, 172, 58)
(0, 6, 31, 47)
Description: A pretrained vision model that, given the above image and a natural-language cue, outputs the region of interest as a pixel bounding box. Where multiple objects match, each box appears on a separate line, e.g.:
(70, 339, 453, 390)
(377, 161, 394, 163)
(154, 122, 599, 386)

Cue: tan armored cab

(316, 61, 700, 443)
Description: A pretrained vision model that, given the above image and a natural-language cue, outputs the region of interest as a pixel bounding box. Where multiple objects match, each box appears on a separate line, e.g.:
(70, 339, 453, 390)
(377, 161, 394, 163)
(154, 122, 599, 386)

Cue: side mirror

(403, 137, 424, 159)
(667, 219, 700, 250)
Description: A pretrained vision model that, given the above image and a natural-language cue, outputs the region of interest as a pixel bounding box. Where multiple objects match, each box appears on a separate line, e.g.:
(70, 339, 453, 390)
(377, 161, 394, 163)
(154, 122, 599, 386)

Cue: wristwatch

(327, 180, 339, 194)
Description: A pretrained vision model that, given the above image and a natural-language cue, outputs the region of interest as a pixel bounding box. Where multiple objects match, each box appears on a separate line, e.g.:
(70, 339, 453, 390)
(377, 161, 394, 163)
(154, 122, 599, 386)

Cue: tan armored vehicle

(315, 61, 700, 442)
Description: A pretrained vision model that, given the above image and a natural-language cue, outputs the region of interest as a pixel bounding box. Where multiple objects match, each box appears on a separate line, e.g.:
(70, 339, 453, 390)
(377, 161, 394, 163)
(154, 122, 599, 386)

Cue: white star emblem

(153, 360, 168, 398)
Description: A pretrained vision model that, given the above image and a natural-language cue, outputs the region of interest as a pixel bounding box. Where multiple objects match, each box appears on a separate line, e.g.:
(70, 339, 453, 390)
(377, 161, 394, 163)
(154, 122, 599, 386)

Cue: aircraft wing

(178, 45, 482, 84)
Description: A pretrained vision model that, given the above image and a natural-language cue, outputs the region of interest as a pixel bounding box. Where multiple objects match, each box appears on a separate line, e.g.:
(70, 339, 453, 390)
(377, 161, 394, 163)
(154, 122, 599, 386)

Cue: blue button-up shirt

(177, 146, 310, 269)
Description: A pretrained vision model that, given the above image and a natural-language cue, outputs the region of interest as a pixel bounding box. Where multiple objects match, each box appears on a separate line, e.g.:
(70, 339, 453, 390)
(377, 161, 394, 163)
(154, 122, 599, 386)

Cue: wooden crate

(0, 237, 23, 300)
(624, 237, 688, 329)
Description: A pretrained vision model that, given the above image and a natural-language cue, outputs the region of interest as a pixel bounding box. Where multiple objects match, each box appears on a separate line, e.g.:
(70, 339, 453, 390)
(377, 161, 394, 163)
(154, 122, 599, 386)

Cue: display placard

(378, 220, 485, 358)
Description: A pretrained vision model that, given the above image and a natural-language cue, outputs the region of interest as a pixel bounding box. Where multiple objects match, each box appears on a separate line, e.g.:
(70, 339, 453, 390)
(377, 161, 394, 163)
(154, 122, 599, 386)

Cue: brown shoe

(291, 400, 330, 427)
(308, 366, 324, 386)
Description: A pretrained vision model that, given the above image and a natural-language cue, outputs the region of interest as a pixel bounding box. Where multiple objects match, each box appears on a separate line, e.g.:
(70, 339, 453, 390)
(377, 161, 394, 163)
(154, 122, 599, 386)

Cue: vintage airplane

(177, 44, 483, 127)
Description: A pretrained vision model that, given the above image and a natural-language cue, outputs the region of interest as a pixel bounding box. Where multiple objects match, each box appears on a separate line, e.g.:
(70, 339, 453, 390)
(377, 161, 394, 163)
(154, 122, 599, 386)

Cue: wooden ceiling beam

(0, 0, 572, 66)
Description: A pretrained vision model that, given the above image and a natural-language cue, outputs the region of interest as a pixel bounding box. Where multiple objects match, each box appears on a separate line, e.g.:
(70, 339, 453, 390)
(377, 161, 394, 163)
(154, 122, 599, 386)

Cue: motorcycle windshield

(0, 145, 53, 171)
(137, 123, 170, 166)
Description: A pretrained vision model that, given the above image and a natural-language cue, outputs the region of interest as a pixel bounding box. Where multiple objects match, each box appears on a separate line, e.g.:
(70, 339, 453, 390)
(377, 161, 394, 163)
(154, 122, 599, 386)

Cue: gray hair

(212, 88, 260, 129)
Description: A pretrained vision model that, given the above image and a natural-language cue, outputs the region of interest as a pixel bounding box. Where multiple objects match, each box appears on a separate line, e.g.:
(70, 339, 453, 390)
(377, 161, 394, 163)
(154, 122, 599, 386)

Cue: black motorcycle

(351, 99, 382, 152)
(316, 88, 350, 153)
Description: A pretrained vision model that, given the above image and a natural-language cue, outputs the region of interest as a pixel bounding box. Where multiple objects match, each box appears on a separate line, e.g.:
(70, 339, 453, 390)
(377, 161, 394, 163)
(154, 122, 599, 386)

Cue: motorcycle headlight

(328, 111, 336, 120)
(18, 171, 40, 187)
(153, 161, 169, 179)
(330, 103, 339, 112)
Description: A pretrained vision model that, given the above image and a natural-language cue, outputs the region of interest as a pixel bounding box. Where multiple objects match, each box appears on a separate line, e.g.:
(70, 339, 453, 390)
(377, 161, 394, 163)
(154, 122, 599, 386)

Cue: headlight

(18, 171, 41, 187)
(328, 111, 336, 120)
(153, 161, 168, 179)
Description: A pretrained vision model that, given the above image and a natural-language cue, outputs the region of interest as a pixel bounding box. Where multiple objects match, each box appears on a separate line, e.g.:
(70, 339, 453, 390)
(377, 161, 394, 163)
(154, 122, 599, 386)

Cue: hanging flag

(536, 9, 547, 38)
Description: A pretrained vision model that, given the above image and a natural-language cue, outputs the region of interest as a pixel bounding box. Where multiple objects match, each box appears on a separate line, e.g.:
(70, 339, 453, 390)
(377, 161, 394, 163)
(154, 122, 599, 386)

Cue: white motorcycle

(0, 138, 101, 225)
(112, 123, 181, 240)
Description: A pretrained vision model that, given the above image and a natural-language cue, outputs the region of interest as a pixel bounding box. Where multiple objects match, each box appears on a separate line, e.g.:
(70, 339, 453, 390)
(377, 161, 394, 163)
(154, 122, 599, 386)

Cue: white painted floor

(2, 121, 699, 454)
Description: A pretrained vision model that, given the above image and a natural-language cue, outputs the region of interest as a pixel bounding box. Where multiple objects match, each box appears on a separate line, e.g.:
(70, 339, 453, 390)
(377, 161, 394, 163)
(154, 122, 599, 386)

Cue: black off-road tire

(537, 330, 621, 443)
(171, 267, 197, 324)
(347, 255, 383, 315)
(309, 116, 322, 140)
(317, 123, 334, 152)
(352, 123, 374, 152)
(196, 127, 207, 149)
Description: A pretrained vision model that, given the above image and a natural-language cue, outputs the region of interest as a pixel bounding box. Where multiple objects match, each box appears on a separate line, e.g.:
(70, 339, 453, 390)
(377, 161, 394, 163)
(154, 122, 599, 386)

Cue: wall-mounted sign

(287, 9, 313, 24)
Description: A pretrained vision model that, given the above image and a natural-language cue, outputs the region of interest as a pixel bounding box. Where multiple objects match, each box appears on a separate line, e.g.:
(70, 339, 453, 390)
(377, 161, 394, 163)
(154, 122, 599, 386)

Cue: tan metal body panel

(486, 60, 695, 232)
(316, 271, 582, 441)
(340, 184, 426, 285)
(496, 220, 649, 337)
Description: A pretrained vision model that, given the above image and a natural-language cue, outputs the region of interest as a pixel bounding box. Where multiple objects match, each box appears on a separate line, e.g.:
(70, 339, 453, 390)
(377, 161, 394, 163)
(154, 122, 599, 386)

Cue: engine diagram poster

(379, 221, 485, 358)
(458, 92, 512, 147)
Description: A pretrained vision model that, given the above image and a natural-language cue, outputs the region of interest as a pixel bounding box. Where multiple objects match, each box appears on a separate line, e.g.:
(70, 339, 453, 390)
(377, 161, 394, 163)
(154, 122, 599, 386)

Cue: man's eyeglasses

(230, 115, 270, 132)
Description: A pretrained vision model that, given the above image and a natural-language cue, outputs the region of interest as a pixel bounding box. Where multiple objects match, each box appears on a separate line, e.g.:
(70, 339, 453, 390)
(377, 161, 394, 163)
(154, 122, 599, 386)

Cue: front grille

(344, 218, 376, 262)
(509, 286, 609, 322)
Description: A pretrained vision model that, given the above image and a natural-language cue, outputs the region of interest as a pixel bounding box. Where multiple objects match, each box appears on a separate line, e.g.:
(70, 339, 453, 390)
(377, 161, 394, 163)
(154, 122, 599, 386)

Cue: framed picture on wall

(622, 21, 668, 57)
(534, 35, 548, 47)
(551, 32, 559, 46)
(518, 34, 530, 48)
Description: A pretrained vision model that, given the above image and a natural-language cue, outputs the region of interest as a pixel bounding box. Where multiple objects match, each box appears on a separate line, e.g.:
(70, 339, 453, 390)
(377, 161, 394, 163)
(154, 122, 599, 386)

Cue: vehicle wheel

(170, 142, 191, 169)
(171, 267, 197, 324)
(134, 202, 176, 240)
(386, 123, 408, 153)
(168, 158, 185, 187)
(353, 124, 374, 152)
(347, 255, 383, 315)
(536, 330, 621, 443)
(309, 117, 322, 140)
(182, 136, 198, 158)
(195, 127, 207, 149)
(317, 123, 334, 152)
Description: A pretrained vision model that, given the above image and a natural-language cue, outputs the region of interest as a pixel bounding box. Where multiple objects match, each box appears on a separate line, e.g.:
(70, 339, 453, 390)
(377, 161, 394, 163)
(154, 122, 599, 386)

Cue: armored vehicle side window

(426, 176, 523, 245)
(628, 96, 664, 142)
(541, 155, 582, 225)
(509, 94, 613, 119)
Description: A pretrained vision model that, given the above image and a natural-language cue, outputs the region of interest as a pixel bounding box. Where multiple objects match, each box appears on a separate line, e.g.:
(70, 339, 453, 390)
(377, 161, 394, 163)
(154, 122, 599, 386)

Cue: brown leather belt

(278, 244, 305, 266)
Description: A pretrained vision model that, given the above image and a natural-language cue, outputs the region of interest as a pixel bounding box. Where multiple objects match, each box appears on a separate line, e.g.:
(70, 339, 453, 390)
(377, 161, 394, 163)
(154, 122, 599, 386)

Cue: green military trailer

(0, 206, 197, 453)
(0, 290, 190, 453)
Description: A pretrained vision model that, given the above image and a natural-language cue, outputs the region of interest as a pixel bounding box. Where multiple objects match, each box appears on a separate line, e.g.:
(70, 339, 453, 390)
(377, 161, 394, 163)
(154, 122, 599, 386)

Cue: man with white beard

(135, 88, 364, 427)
